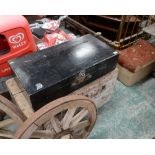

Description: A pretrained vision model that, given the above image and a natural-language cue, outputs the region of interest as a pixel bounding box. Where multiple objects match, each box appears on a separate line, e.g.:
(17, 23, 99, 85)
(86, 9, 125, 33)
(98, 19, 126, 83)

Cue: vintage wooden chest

(10, 34, 118, 110)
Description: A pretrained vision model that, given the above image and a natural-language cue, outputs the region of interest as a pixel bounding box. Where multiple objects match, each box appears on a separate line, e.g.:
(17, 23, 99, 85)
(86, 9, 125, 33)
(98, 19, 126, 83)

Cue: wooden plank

(5, 78, 24, 95)
(13, 92, 34, 118)
(6, 78, 32, 105)
(6, 78, 34, 118)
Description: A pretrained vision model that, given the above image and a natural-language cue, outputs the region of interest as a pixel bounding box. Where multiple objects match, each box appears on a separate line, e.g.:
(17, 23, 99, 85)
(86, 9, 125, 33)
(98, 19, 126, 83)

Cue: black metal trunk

(10, 34, 118, 110)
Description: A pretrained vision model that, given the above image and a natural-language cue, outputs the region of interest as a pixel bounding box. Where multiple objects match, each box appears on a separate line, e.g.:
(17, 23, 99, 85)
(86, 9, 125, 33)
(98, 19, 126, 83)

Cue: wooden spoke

(0, 130, 13, 139)
(0, 95, 26, 139)
(70, 109, 88, 127)
(71, 120, 90, 131)
(0, 95, 26, 124)
(61, 107, 76, 130)
(14, 95, 97, 139)
(50, 117, 62, 133)
(43, 121, 53, 130)
(0, 119, 14, 128)
(71, 120, 90, 138)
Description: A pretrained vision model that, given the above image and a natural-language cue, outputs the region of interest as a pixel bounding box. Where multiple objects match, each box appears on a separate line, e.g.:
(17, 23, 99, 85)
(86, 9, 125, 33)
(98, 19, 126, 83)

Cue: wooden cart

(0, 68, 118, 139)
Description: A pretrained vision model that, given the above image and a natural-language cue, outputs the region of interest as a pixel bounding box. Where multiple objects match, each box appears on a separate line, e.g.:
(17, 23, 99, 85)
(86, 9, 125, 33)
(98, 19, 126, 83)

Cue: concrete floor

(89, 76, 155, 139)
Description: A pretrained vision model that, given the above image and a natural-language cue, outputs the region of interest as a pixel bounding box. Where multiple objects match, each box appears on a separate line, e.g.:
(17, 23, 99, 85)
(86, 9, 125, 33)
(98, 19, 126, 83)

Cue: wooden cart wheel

(14, 95, 97, 139)
(0, 95, 26, 138)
